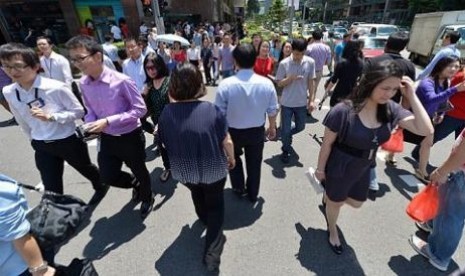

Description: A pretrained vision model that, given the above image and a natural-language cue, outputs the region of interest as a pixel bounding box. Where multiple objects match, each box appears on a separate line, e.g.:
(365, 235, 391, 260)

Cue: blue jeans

(280, 106, 307, 153)
(221, 69, 235, 79)
(428, 171, 465, 267)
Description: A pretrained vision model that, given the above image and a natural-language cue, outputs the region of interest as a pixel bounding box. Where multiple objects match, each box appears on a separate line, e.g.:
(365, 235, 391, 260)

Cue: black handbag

(19, 183, 89, 250)
(56, 258, 99, 276)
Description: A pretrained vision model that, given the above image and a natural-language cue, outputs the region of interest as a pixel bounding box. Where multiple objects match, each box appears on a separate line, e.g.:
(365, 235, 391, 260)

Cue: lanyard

(15, 87, 39, 102)
(44, 57, 52, 78)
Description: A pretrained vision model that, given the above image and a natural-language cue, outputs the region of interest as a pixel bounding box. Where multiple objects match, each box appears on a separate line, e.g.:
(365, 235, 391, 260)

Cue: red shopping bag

(406, 184, 439, 222)
(381, 128, 404, 153)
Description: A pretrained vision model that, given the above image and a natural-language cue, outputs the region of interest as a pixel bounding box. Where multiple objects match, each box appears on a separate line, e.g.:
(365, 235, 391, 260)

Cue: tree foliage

(267, 0, 287, 24)
(247, 0, 260, 17)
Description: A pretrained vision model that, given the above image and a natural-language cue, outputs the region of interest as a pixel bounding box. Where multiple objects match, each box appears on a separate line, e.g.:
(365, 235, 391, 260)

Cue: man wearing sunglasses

(0, 43, 107, 204)
(65, 35, 155, 219)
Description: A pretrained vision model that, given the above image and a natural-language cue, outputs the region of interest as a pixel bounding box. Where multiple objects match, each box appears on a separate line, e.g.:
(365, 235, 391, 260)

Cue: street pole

(288, 0, 293, 39)
(152, 0, 166, 34)
(382, 0, 390, 23)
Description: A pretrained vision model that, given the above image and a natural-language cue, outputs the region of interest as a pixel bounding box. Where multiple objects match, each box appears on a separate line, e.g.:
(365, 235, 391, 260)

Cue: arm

(82, 87, 97, 123)
(315, 127, 338, 181)
(7, 101, 33, 140)
(417, 51, 447, 80)
(214, 85, 228, 114)
(276, 62, 298, 87)
(266, 85, 279, 139)
(49, 85, 85, 123)
(222, 132, 235, 170)
(14, 234, 55, 276)
(61, 58, 74, 87)
(307, 64, 316, 111)
(398, 77, 434, 136)
(418, 80, 461, 105)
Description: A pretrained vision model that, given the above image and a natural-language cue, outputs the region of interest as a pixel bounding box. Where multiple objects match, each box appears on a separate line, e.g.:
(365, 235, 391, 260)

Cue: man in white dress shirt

(102, 34, 121, 71)
(122, 37, 146, 93)
(0, 43, 107, 204)
(36, 36, 73, 86)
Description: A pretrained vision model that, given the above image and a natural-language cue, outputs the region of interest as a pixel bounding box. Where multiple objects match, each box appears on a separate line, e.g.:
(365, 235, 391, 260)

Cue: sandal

(160, 169, 171, 182)
(415, 169, 430, 183)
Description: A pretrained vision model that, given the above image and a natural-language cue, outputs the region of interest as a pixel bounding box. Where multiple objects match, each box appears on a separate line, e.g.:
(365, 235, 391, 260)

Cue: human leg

(32, 141, 65, 194)
(416, 134, 433, 182)
(280, 106, 293, 156)
(243, 127, 265, 201)
(290, 106, 307, 136)
(228, 128, 245, 193)
(325, 199, 344, 249)
(185, 183, 207, 224)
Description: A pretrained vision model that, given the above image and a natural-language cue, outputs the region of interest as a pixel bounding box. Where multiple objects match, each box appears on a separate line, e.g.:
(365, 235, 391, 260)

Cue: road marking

(399, 174, 425, 188)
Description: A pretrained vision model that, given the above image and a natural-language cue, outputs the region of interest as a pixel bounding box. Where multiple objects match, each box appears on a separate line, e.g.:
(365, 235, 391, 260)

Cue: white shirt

(187, 47, 200, 61)
(103, 55, 117, 71)
(2, 76, 84, 141)
(122, 55, 146, 92)
(142, 46, 156, 57)
(102, 42, 119, 62)
(40, 51, 73, 86)
(110, 25, 122, 40)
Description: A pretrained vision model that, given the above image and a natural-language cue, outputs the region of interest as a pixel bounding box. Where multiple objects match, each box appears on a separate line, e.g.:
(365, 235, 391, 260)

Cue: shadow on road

(82, 201, 146, 260)
(223, 188, 264, 230)
(384, 166, 420, 201)
(367, 182, 391, 201)
(155, 221, 219, 276)
(306, 115, 319, 124)
(295, 222, 365, 276)
(388, 254, 458, 275)
(150, 167, 178, 211)
(263, 153, 304, 179)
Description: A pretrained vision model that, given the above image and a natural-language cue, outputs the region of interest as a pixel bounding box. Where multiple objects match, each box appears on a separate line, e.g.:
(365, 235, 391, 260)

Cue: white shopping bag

(306, 167, 324, 194)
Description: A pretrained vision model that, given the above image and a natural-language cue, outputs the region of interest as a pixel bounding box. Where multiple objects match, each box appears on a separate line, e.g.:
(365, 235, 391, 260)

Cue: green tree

(408, 0, 439, 13)
(247, 0, 260, 17)
(267, 0, 286, 25)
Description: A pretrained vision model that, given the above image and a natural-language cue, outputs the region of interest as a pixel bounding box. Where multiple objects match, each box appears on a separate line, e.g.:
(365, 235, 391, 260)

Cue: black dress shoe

(327, 231, 343, 255)
(232, 188, 246, 198)
(88, 185, 110, 205)
(140, 195, 155, 219)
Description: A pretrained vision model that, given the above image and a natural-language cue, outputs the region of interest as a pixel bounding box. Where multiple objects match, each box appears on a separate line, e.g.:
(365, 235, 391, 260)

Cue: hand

(307, 100, 315, 113)
(32, 266, 55, 276)
(142, 85, 150, 96)
(315, 169, 326, 182)
(85, 118, 108, 133)
(289, 75, 302, 81)
(430, 169, 448, 185)
(227, 157, 236, 170)
(30, 107, 51, 122)
(266, 126, 277, 140)
(455, 81, 465, 92)
(400, 76, 415, 98)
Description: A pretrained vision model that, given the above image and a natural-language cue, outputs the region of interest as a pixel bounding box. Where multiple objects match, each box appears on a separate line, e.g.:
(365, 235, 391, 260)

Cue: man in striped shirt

(306, 30, 331, 113)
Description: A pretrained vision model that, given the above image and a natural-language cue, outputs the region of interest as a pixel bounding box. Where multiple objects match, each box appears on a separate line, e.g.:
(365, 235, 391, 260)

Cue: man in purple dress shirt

(65, 35, 155, 219)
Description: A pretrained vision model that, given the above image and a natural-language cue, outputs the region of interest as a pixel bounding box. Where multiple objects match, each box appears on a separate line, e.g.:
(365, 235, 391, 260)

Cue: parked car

(361, 37, 387, 59)
(356, 24, 398, 38)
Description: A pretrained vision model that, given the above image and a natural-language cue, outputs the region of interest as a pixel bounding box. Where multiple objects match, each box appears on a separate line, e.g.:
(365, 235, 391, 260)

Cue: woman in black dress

(315, 60, 433, 255)
(143, 52, 171, 182)
(325, 40, 364, 107)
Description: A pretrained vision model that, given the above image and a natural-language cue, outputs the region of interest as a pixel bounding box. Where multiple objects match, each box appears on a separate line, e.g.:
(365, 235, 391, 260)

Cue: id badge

(27, 98, 45, 109)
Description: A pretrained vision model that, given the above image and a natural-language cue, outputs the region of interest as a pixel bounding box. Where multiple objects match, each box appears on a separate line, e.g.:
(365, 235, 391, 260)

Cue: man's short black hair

(291, 39, 307, 52)
(138, 35, 149, 44)
(446, 31, 461, 44)
(104, 34, 113, 42)
(0, 43, 40, 68)
(312, 30, 323, 40)
(65, 35, 104, 59)
(232, 43, 256, 69)
(343, 33, 351, 39)
(386, 31, 409, 53)
(36, 36, 53, 45)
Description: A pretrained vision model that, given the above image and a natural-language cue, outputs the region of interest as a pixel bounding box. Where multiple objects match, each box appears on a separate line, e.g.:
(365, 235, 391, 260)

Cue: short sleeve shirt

(323, 101, 412, 150)
(158, 101, 228, 184)
(276, 55, 316, 108)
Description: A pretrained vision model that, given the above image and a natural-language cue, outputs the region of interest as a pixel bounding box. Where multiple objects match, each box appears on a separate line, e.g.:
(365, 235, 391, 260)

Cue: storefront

(0, 0, 69, 45)
(74, 0, 125, 42)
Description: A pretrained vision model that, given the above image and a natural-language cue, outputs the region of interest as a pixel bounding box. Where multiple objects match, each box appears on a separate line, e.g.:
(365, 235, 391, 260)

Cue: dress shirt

(110, 25, 122, 40)
(80, 66, 147, 136)
(122, 55, 146, 92)
(306, 42, 331, 71)
(102, 42, 119, 62)
(0, 174, 30, 276)
(417, 44, 462, 80)
(215, 69, 278, 129)
(187, 47, 200, 61)
(3, 76, 83, 141)
(103, 56, 117, 71)
(40, 51, 73, 86)
(142, 46, 156, 57)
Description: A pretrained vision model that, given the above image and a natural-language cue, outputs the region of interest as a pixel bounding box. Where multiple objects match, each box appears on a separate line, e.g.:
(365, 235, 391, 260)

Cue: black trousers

(203, 61, 212, 83)
(98, 128, 152, 202)
(184, 177, 226, 251)
(157, 137, 170, 170)
(31, 134, 102, 194)
(228, 126, 265, 201)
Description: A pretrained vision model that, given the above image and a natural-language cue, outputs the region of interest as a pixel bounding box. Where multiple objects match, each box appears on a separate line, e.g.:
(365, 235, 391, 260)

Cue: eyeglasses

(70, 53, 95, 64)
(2, 63, 29, 71)
(145, 65, 156, 71)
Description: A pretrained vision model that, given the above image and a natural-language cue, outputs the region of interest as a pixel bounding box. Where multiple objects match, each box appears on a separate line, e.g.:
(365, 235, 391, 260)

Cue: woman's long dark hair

(278, 41, 292, 62)
(350, 60, 403, 123)
(429, 55, 459, 91)
(342, 40, 362, 63)
(143, 52, 169, 85)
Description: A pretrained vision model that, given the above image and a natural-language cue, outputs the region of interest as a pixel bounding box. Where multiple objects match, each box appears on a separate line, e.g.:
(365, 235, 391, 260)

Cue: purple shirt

(80, 66, 147, 135)
(416, 77, 458, 117)
(306, 42, 331, 71)
(0, 67, 12, 90)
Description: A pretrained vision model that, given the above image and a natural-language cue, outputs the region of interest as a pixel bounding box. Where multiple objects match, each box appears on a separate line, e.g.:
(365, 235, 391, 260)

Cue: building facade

(0, 0, 235, 44)
(324, 0, 410, 25)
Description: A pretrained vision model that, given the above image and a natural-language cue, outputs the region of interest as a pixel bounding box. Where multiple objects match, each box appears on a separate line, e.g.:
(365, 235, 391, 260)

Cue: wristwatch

(28, 261, 48, 274)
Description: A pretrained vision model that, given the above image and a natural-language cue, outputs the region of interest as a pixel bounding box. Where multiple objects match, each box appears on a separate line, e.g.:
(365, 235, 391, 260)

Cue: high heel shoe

(327, 231, 343, 255)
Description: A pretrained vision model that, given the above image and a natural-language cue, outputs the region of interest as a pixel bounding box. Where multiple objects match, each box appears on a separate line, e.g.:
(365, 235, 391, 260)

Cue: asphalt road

(0, 67, 463, 275)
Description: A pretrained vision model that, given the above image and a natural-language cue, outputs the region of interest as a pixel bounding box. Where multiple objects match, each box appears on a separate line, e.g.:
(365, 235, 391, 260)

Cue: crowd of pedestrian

(2, 20, 465, 275)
